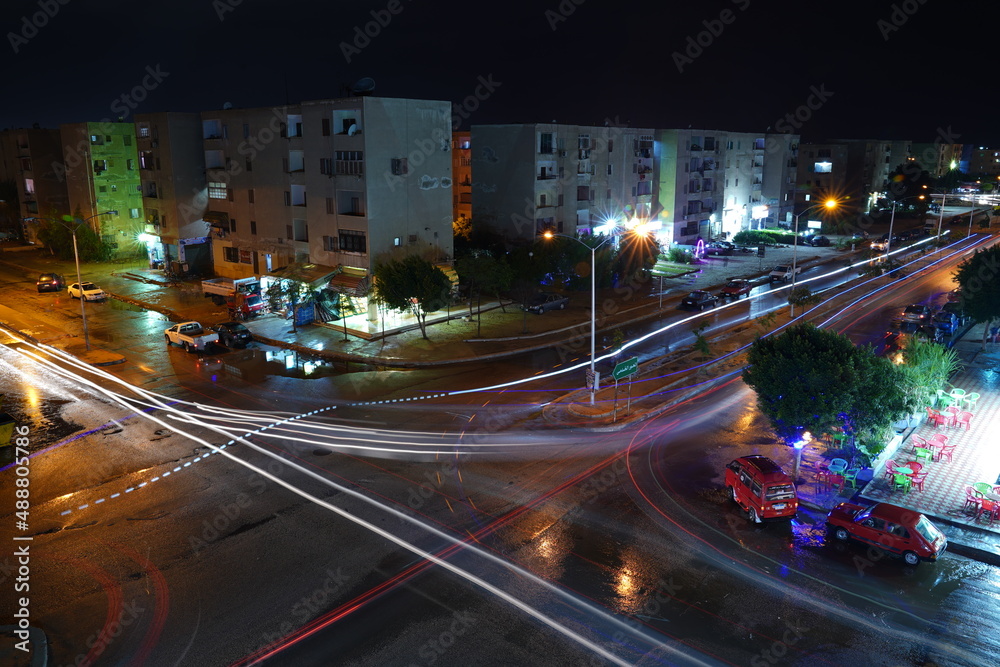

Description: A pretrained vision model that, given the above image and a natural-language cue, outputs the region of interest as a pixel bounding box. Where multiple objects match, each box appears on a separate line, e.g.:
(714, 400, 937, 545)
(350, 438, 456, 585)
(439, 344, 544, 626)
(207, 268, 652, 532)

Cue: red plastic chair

(965, 486, 983, 513)
(955, 411, 973, 431)
(977, 500, 999, 524)
(905, 461, 923, 475)
(883, 460, 899, 482)
(944, 405, 961, 427)
(925, 408, 947, 428)
(928, 433, 949, 447)
(937, 444, 956, 463)
(910, 434, 929, 452)
(909, 472, 927, 492)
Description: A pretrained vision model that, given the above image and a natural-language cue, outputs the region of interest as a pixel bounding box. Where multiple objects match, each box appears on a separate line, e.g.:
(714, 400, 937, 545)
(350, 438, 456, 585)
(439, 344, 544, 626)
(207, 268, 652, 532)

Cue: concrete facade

(134, 112, 210, 269)
(59, 121, 143, 246)
(200, 96, 453, 281)
(452, 131, 471, 224)
(0, 127, 70, 244)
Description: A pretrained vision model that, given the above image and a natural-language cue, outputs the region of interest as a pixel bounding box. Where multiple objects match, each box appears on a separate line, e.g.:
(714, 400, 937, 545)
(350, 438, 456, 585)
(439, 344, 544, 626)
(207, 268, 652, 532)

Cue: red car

(718, 279, 753, 300)
(725, 456, 798, 523)
(826, 502, 947, 566)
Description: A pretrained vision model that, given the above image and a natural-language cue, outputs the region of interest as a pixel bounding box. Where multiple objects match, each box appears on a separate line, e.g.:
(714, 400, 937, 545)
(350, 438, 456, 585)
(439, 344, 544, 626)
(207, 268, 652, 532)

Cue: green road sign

(612, 356, 638, 381)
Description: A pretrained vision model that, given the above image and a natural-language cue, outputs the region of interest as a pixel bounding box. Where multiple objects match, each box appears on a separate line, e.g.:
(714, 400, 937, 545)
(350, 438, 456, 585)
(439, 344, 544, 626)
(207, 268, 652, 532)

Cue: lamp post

(73, 210, 118, 351)
(543, 230, 619, 406)
(790, 199, 839, 293)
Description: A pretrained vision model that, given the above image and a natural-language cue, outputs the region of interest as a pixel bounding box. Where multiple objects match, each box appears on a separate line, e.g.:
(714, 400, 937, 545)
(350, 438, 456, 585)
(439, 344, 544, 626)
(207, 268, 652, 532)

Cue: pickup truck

(164, 321, 219, 352)
(718, 279, 754, 300)
(202, 277, 261, 305)
(769, 265, 802, 282)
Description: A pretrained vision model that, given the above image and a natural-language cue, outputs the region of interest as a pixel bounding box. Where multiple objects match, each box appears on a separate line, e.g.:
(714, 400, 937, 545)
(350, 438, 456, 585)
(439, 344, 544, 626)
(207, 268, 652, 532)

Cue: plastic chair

(977, 500, 998, 525)
(965, 486, 984, 513)
(909, 473, 927, 492)
(974, 482, 993, 496)
(828, 458, 848, 474)
(883, 460, 899, 482)
(925, 407, 947, 428)
(905, 461, 923, 475)
(950, 388, 967, 400)
(892, 474, 911, 493)
(910, 434, 929, 452)
(928, 433, 949, 447)
(963, 392, 980, 410)
(955, 411, 973, 431)
(843, 468, 861, 488)
(937, 444, 956, 463)
(944, 405, 961, 427)
(935, 390, 955, 409)
(914, 447, 933, 463)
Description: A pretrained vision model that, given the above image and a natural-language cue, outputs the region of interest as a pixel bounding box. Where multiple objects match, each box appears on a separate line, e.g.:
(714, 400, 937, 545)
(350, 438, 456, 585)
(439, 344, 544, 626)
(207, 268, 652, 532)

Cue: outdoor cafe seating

(892, 474, 912, 494)
(883, 460, 899, 482)
(944, 405, 961, 427)
(925, 407, 947, 428)
(965, 486, 983, 513)
(937, 444, 956, 463)
(963, 392, 980, 410)
(954, 411, 973, 431)
(977, 499, 999, 524)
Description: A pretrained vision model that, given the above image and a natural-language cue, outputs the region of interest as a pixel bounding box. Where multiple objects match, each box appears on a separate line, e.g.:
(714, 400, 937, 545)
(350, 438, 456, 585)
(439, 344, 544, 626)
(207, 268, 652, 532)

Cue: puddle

(108, 299, 146, 312)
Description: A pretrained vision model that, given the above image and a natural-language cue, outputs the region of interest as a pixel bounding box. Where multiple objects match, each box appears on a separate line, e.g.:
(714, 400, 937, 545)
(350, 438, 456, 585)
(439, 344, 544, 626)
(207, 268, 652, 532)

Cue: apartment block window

(279, 122, 287, 138)
(248, 189, 255, 204)
(577, 186, 590, 201)
(391, 158, 408, 175)
(222, 124, 229, 139)
(123, 135, 132, 146)
(127, 159, 135, 170)
(608, 139, 614, 153)
(292, 218, 308, 242)
(139, 151, 154, 169)
(230, 219, 237, 232)
(228, 188, 234, 202)
(98, 186, 107, 193)
(539, 194, 547, 207)
(326, 197, 335, 214)
(338, 229, 367, 253)
(130, 208, 140, 219)
(284, 191, 291, 206)
(250, 220, 257, 235)
(636, 181, 651, 196)
(208, 182, 227, 199)
(337, 191, 364, 216)
(245, 157, 253, 172)
(223, 246, 239, 263)
(138, 126, 150, 138)
(335, 151, 364, 175)
(320, 158, 333, 175)
(322, 235, 337, 251)
(20, 157, 32, 171)
(90, 135, 105, 145)
(607, 164, 613, 175)
(539, 133, 553, 154)
(578, 135, 591, 150)
(147, 182, 157, 197)
(606, 189, 611, 201)
(93, 160, 107, 173)
(322, 118, 331, 136)
(24, 178, 34, 194)
(558, 193, 564, 207)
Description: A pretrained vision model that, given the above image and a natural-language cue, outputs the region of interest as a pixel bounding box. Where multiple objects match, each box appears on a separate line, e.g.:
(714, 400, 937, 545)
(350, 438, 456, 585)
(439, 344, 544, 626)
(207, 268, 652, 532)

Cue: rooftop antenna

(351, 77, 376, 96)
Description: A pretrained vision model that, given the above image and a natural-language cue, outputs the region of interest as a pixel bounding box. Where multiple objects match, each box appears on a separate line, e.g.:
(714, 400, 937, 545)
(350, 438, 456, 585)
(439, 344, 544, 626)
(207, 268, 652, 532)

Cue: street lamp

(790, 198, 839, 293)
(72, 210, 118, 351)
(543, 229, 619, 406)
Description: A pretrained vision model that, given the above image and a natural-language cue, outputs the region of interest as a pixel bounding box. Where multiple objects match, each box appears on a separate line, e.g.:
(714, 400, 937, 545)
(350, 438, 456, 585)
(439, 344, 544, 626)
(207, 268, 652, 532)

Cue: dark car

(525, 292, 569, 314)
(940, 301, 968, 326)
(827, 502, 947, 566)
(680, 290, 719, 311)
(211, 321, 253, 348)
(704, 241, 734, 256)
(931, 311, 960, 336)
(36, 273, 65, 292)
(808, 235, 831, 247)
(886, 320, 943, 348)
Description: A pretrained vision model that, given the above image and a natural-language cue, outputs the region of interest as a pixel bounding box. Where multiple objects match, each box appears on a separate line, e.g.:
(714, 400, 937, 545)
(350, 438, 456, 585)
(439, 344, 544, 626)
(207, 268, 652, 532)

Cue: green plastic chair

(914, 447, 933, 463)
(964, 393, 980, 410)
(974, 482, 993, 496)
(935, 390, 955, 408)
(893, 474, 912, 493)
(827, 458, 848, 474)
(843, 468, 861, 488)
(950, 388, 967, 402)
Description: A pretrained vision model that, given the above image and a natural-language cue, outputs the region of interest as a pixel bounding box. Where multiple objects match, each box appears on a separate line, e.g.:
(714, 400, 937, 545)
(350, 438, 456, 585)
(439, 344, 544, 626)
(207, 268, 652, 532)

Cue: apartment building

(0, 126, 70, 243)
(199, 95, 453, 320)
(965, 146, 1000, 178)
(470, 123, 659, 242)
(798, 139, 913, 213)
(134, 112, 210, 271)
(59, 121, 143, 247)
(910, 141, 963, 177)
(655, 130, 799, 243)
(452, 131, 471, 225)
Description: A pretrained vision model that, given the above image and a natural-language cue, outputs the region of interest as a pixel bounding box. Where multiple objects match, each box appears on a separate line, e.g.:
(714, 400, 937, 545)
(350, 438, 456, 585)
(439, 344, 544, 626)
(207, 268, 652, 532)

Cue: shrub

(667, 247, 695, 264)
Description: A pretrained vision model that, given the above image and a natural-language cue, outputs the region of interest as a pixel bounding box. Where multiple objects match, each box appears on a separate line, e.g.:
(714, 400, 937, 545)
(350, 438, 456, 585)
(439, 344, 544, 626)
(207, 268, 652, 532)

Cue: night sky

(3, 0, 995, 145)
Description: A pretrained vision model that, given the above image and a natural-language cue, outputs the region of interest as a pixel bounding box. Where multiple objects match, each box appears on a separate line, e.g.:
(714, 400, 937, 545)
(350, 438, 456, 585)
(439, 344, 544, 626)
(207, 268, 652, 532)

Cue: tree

(455, 252, 513, 336)
(262, 263, 319, 333)
(613, 232, 659, 285)
(786, 286, 820, 317)
(953, 245, 1000, 349)
(35, 214, 115, 262)
(742, 323, 912, 450)
(896, 337, 963, 409)
(507, 245, 547, 334)
(372, 255, 451, 339)
(885, 162, 933, 214)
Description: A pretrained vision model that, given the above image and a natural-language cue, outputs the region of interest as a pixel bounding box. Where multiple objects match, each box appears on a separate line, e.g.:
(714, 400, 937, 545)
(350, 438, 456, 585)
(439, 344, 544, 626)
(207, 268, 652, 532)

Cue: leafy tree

(613, 232, 658, 284)
(692, 322, 712, 359)
(754, 311, 777, 336)
(896, 337, 963, 408)
(507, 244, 548, 334)
(35, 215, 114, 262)
(953, 245, 1000, 349)
(372, 254, 451, 339)
(885, 162, 933, 214)
(743, 323, 912, 448)
(787, 286, 820, 317)
(455, 252, 513, 335)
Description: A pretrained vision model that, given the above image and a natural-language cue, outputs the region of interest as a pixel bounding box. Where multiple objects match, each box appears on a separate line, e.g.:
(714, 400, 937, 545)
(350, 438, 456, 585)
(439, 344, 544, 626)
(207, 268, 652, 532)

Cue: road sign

(612, 357, 638, 381)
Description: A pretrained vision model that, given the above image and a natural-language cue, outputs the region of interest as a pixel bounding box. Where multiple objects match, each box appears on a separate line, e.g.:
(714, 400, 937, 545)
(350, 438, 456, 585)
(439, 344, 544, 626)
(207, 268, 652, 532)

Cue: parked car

(680, 290, 719, 311)
(524, 292, 569, 314)
(931, 310, 960, 336)
(826, 502, 947, 565)
(940, 301, 969, 326)
(704, 242, 734, 256)
(36, 273, 65, 292)
(808, 235, 831, 247)
(946, 288, 962, 303)
(211, 321, 253, 348)
(870, 233, 899, 251)
(164, 321, 219, 352)
(901, 304, 932, 323)
(67, 282, 106, 301)
(725, 456, 798, 523)
(886, 320, 944, 347)
(768, 265, 801, 282)
(718, 279, 754, 300)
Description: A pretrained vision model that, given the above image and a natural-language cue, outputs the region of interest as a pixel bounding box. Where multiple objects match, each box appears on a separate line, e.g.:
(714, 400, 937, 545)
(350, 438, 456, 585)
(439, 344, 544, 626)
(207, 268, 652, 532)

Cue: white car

(67, 282, 106, 301)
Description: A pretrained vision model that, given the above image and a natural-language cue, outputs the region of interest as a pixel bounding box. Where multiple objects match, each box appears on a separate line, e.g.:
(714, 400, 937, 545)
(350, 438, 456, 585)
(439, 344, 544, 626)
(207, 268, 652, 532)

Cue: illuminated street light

(790, 199, 838, 308)
(543, 229, 620, 406)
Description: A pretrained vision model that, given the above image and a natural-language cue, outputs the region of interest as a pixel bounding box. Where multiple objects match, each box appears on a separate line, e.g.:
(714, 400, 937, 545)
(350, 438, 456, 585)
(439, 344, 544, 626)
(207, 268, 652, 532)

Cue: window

(208, 182, 228, 199)
(250, 220, 257, 235)
(123, 135, 131, 146)
(139, 151, 154, 169)
(322, 118, 331, 136)
(608, 139, 613, 153)
(320, 158, 333, 175)
(24, 178, 34, 194)
(130, 208, 140, 219)
(558, 193, 564, 207)
(248, 189, 255, 204)
(230, 218, 237, 232)
(223, 246, 239, 263)
(90, 135, 104, 145)
(245, 157, 253, 172)
(98, 185, 107, 193)
(335, 151, 364, 175)
(322, 235, 337, 251)
(127, 159, 135, 170)
(539, 133, 553, 154)
(607, 164, 612, 176)
(577, 186, 590, 201)
(326, 197, 335, 214)
(284, 191, 291, 206)
(539, 194, 547, 207)
(337, 191, 364, 216)
(20, 157, 32, 171)
(240, 249, 252, 264)
(338, 229, 366, 253)
(814, 161, 833, 173)
(391, 158, 408, 175)
(148, 182, 157, 197)
(578, 134, 591, 149)
(292, 219, 308, 242)
(93, 160, 107, 173)
(138, 125, 150, 138)
(636, 181, 651, 196)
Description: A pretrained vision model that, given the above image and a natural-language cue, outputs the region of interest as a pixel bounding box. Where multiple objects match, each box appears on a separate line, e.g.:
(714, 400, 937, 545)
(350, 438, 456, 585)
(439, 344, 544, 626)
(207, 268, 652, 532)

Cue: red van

(725, 456, 798, 523)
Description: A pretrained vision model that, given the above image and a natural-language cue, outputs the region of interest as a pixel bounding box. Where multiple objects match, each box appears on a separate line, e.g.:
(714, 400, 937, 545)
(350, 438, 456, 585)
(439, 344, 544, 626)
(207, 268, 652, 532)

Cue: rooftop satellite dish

(223, 102, 233, 109)
(351, 77, 376, 96)
(347, 124, 358, 136)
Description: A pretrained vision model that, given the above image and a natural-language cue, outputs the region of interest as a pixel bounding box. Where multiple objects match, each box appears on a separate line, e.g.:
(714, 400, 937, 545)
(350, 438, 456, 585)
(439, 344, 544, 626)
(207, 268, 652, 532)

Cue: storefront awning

(329, 271, 370, 296)
(267, 263, 340, 288)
